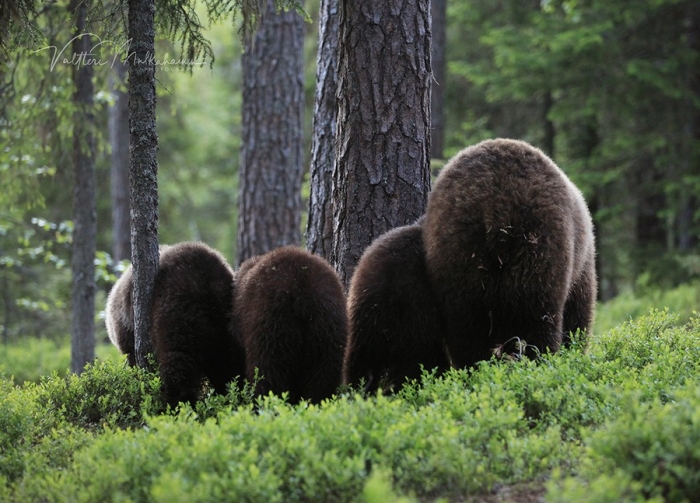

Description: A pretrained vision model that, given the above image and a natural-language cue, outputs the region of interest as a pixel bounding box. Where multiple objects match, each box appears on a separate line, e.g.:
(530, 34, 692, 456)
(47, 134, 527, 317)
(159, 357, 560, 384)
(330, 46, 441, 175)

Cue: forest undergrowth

(1, 290, 699, 502)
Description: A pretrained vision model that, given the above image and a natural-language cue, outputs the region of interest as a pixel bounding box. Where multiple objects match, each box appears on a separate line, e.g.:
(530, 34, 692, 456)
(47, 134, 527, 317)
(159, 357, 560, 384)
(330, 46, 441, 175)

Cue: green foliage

(155, 19, 242, 258)
(0, 359, 163, 499)
(0, 378, 36, 484)
(1, 309, 699, 501)
(0, 0, 42, 50)
(31, 359, 164, 430)
(446, 0, 700, 296)
(1, 0, 312, 341)
(206, 0, 308, 42)
(548, 383, 700, 502)
(362, 469, 416, 503)
(595, 281, 699, 335)
(2, 1, 700, 498)
(0, 338, 72, 383)
(0, 338, 121, 384)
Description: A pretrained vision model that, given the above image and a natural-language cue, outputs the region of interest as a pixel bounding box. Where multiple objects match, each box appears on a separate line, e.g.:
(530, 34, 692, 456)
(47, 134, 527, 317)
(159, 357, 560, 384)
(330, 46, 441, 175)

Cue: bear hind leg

(158, 350, 204, 408)
(562, 262, 597, 348)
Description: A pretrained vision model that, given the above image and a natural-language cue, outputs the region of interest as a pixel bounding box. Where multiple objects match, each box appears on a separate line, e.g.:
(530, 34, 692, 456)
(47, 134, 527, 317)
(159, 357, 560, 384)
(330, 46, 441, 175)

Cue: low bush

(595, 281, 698, 335)
(1, 309, 698, 502)
(0, 359, 162, 498)
(547, 384, 700, 502)
(31, 359, 164, 430)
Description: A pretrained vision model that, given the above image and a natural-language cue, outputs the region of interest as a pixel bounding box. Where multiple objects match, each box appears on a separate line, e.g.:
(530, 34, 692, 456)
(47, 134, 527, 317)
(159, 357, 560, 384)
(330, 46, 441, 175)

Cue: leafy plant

(1, 309, 700, 501)
(548, 385, 700, 502)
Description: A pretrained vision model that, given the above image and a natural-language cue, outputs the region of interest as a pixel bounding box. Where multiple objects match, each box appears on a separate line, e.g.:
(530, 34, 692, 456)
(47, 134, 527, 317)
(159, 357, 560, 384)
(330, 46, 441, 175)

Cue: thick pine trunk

(109, 57, 131, 263)
(237, 0, 305, 266)
(70, 0, 96, 374)
(331, 0, 432, 286)
(306, 0, 339, 259)
(128, 0, 159, 368)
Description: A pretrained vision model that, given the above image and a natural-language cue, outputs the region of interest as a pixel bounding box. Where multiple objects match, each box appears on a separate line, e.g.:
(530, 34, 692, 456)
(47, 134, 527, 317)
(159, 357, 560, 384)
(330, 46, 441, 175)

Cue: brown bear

(105, 242, 246, 407)
(343, 221, 450, 392)
(231, 246, 347, 404)
(423, 139, 597, 367)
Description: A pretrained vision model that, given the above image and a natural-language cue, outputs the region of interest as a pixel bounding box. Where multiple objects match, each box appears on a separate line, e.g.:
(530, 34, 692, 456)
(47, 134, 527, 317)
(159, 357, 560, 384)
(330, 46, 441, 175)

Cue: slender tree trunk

(1, 266, 12, 344)
(237, 0, 305, 266)
(128, 0, 158, 368)
(680, 1, 700, 251)
(306, 0, 339, 260)
(543, 90, 555, 158)
(431, 0, 446, 160)
(109, 57, 131, 263)
(70, 0, 96, 374)
(331, 0, 432, 286)
(631, 153, 667, 278)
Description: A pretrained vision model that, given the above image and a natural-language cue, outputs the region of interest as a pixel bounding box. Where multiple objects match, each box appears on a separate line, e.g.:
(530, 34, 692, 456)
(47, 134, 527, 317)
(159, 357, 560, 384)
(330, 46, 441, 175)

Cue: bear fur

(105, 262, 136, 365)
(423, 139, 597, 367)
(231, 246, 347, 404)
(343, 221, 450, 392)
(105, 242, 246, 407)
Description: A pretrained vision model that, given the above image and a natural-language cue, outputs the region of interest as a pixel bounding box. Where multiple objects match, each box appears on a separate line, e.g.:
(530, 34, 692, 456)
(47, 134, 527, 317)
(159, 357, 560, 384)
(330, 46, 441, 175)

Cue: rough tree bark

(109, 57, 131, 263)
(331, 0, 432, 286)
(69, 0, 96, 374)
(236, 0, 305, 266)
(306, 0, 339, 259)
(128, 0, 159, 368)
(431, 0, 446, 160)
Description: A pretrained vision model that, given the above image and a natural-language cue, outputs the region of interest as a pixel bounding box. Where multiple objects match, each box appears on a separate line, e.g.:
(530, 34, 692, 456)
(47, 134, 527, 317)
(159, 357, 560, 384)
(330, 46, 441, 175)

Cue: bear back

(232, 246, 348, 403)
(105, 242, 246, 407)
(344, 221, 450, 392)
(423, 139, 596, 366)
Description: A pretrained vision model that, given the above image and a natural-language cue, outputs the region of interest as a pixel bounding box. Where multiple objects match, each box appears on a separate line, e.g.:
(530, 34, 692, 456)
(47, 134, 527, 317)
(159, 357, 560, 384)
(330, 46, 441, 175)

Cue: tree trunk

(631, 153, 667, 279)
(236, 0, 305, 266)
(331, 0, 432, 286)
(109, 57, 131, 263)
(69, 0, 96, 374)
(542, 90, 555, 158)
(128, 0, 159, 368)
(431, 0, 446, 160)
(680, 1, 700, 251)
(306, 0, 339, 260)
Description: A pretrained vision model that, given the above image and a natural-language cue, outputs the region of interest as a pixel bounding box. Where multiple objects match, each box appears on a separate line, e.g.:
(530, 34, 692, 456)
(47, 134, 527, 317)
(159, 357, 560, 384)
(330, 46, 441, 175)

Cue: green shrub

(362, 468, 416, 503)
(0, 378, 37, 483)
(32, 359, 163, 430)
(589, 310, 700, 402)
(547, 385, 700, 503)
(595, 281, 698, 335)
(21, 375, 572, 502)
(2, 309, 699, 502)
(1, 359, 163, 497)
(12, 426, 95, 503)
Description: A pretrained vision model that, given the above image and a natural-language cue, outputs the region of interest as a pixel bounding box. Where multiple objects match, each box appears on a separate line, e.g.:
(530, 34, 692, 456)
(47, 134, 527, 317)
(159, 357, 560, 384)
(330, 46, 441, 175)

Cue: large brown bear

(343, 221, 450, 392)
(423, 139, 597, 367)
(231, 246, 348, 404)
(105, 242, 246, 407)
